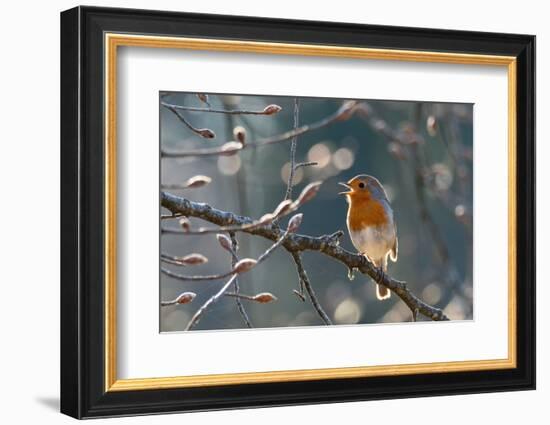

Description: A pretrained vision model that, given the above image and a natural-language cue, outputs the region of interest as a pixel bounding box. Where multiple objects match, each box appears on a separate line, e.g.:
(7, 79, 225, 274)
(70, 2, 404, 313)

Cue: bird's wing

(390, 224, 398, 262)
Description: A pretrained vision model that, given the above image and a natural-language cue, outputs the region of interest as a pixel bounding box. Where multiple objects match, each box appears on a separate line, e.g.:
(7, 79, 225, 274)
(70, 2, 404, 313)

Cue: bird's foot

(375, 265, 385, 283)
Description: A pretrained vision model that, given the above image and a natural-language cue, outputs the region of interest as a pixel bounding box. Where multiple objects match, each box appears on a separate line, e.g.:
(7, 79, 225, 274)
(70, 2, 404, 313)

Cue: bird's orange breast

(347, 196, 389, 231)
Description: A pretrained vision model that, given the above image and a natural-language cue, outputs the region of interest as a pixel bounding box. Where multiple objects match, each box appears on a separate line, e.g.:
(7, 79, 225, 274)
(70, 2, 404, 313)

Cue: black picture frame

(60, 5, 535, 419)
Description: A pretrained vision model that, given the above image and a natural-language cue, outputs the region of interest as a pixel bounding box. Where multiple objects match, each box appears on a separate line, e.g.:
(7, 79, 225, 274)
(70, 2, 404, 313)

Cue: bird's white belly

(350, 225, 393, 262)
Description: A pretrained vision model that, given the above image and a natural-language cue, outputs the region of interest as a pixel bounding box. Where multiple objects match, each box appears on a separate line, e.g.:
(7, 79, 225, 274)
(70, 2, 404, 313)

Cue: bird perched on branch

(339, 175, 398, 300)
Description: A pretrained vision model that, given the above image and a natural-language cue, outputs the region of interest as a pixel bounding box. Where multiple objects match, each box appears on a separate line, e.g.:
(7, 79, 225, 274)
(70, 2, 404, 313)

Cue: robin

(339, 175, 398, 300)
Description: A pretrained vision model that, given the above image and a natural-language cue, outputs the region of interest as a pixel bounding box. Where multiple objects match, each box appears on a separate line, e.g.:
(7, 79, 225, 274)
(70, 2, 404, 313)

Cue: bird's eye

(358, 182, 365, 189)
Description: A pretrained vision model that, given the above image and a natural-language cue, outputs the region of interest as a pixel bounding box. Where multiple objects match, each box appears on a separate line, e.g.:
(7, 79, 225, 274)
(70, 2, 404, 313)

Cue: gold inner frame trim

(104, 33, 517, 392)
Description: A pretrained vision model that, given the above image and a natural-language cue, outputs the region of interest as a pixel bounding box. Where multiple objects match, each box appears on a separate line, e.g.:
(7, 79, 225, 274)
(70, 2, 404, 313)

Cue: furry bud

(233, 126, 247, 145)
(178, 217, 191, 232)
(286, 213, 303, 233)
(426, 115, 437, 137)
(233, 258, 257, 274)
(183, 175, 211, 189)
(262, 104, 282, 115)
(272, 199, 293, 217)
(220, 141, 243, 156)
(296, 181, 322, 205)
(216, 234, 233, 251)
(196, 93, 209, 104)
(253, 292, 278, 303)
(175, 292, 196, 304)
(259, 213, 275, 224)
(181, 253, 208, 265)
(196, 128, 216, 139)
(336, 100, 358, 121)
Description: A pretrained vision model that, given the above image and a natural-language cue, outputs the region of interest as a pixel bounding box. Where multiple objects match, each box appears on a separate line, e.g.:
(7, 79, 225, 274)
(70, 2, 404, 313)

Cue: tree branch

(161, 191, 449, 321)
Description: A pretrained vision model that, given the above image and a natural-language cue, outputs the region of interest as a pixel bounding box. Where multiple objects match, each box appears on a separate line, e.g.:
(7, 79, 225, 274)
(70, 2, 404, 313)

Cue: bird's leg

(359, 251, 373, 263)
(375, 265, 385, 283)
(350, 252, 370, 281)
(362, 253, 384, 283)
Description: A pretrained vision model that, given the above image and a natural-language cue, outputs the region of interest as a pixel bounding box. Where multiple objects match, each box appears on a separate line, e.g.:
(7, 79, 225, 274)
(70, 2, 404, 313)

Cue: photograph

(159, 92, 474, 332)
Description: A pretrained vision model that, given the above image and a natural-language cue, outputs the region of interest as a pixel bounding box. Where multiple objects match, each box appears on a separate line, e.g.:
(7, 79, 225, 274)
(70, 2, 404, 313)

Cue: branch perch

(162, 191, 449, 321)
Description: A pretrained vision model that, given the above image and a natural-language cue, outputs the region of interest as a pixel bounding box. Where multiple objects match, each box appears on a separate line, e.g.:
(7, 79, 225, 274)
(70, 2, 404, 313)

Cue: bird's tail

(375, 257, 391, 300)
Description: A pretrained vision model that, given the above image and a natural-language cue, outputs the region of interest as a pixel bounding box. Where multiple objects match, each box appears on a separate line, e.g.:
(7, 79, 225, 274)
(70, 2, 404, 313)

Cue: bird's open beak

(338, 182, 352, 195)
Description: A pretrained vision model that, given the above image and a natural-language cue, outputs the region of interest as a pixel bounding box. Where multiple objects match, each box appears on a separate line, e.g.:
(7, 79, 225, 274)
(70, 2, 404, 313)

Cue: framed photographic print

(60, 6, 535, 419)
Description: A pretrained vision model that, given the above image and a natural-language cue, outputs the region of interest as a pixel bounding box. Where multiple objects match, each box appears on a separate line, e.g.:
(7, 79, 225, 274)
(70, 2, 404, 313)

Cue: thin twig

(185, 274, 238, 331)
(295, 161, 318, 170)
(229, 232, 252, 328)
(159, 252, 206, 267)
(164, 105, 216, 139)
(160, 212, 184, 220)
(412, 146, 450, 264)
(224, 293, 256, 301)
(284, 98, 300, 201)
(224, 292, 275, 302)
(161, 267, 233, 282)
(160, 257, 188, 266)
(162, 102, 280, 116)
(161, 184, 200, 190)
(291, 252, 332, 325)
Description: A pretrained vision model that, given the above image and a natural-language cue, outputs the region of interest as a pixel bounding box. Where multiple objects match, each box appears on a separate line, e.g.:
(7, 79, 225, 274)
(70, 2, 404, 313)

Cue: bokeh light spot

(332, 147, 355, 170)
(217, 155, 242, 175)
(280, 161, 304, 185)
(307, 143, 331, 168)
(334, 298, 362, 324)
(220, 95, 242, 106)
(455, 204, 466, 217)
(444, 296, 467, 320)
(432, 163, 453, 191)
(422, 283, 442, 305)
